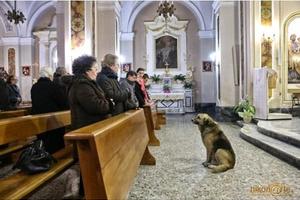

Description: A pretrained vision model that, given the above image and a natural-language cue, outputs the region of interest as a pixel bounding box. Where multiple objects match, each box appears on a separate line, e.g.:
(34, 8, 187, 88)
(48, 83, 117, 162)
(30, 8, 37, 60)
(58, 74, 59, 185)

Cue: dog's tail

(209, 164, 232, 173)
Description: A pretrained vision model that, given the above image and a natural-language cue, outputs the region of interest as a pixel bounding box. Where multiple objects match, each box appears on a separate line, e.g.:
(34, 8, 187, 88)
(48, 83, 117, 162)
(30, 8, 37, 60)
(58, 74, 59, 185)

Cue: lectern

(253, 68, 292, 120)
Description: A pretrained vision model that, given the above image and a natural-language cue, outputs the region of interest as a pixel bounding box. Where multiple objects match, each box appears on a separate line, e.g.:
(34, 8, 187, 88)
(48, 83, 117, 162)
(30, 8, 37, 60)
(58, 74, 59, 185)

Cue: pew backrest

(64, 109, 150, 200)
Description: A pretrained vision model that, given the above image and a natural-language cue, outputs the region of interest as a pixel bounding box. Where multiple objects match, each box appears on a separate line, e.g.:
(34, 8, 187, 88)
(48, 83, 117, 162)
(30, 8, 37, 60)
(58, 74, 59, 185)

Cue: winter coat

(96, 66, 129, 116)
(0, 79, 9, 111)
(31, 77, 69, 115)
(7, 84, 22, 109)
(68, 74, 112, 130)
(120, 79, 138, 110)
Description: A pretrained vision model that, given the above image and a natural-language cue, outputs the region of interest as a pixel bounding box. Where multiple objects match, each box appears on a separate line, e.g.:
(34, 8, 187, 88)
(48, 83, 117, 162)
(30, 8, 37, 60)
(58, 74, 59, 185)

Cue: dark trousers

(37, 127, 65, 154)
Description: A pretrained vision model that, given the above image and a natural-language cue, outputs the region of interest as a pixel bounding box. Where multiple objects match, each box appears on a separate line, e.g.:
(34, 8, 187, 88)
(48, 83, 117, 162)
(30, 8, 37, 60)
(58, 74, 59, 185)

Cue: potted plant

(233, 97, 256, 123)
(173, 74, 186, 84)
(150, 74, 161, 84)
(183, 81, 193, 89)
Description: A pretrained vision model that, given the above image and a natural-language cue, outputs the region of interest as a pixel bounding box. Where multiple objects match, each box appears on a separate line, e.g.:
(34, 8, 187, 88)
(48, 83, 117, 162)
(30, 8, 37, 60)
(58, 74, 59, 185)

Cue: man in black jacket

(96, 54, 129, 116)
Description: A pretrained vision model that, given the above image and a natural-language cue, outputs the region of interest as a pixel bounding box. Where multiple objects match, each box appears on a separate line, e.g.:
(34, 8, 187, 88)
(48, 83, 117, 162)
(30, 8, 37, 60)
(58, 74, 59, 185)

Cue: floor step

(257, 119, 300, 148)
(240, 124, 300, 169)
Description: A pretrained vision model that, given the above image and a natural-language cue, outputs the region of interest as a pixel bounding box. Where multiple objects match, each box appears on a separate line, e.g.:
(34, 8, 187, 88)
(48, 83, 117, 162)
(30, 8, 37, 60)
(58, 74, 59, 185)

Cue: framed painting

(202, 61, 212, 72)
(156, 35, 178, 69)
(121, 63, 131, 73)
(22, 66, 30, 76)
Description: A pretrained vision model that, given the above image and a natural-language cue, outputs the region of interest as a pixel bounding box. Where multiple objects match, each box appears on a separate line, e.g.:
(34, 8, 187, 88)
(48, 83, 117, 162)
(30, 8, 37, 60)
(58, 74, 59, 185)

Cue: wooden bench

(0, 111, 74, 199)
(64, 109, 156, 200)
(143, 105, 161, 146)
(0, 109, 29, 120)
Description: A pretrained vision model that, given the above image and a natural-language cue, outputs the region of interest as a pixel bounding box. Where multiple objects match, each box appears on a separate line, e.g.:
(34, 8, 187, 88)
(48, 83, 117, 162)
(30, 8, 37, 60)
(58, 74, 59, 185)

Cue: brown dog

(192, 113, 235, 173)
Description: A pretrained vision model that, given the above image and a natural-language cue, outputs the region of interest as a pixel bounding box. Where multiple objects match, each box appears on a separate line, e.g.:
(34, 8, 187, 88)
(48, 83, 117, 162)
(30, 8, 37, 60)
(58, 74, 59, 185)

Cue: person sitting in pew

(31, 67, 69, 154)
(67, 55, 114, 198)
(0, 69, 9, 111)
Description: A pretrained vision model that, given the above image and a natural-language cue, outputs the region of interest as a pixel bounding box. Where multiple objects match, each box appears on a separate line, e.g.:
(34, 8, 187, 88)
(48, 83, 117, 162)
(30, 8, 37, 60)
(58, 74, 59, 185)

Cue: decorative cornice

(1, 37, 20, 46)
(20, 37, 35, 46)
(198, 30, 215, 39)
(97, 1, 121, 17)
(120, 32, 135, 41)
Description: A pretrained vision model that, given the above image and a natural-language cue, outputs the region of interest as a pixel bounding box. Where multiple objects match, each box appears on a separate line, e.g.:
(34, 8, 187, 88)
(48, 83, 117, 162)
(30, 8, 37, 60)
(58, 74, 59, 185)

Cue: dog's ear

(204, 116, 216, 126)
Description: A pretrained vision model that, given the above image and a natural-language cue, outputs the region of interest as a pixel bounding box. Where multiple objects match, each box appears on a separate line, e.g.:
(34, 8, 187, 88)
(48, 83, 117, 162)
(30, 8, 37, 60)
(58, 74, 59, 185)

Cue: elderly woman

(68, 55, 113, 130)
(96, 54, 129, 115)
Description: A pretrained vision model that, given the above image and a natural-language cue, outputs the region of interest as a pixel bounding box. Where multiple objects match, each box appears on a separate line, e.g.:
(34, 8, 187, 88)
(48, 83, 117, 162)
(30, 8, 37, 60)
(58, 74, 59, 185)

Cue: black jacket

(69, 75, 112, 130)
(7, 84, 22, 109)
(135, 81, 146, 108)
(0, 79, 9, 111)
(96, 67, 128, 116)
(31, 77, 69, 114)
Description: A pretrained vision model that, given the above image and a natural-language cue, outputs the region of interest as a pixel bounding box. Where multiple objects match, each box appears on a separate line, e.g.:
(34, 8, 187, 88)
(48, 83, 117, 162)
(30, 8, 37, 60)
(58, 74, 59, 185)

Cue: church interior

(0, 1, 299, 199)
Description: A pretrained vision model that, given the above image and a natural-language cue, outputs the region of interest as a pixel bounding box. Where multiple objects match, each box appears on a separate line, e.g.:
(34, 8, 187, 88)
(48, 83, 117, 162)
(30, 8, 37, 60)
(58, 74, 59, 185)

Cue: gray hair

(39, 67, 53, 78)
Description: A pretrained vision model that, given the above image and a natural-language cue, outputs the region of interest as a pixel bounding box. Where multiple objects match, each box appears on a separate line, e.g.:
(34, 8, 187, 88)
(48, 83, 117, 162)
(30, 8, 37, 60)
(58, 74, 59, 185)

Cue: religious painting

(202, 61, 212, 72)
(121, 63, 131, 73)
(8, 48, 15, 76)
(287, 17, 300, 84)
(22, 66, 30, 76)
(156, 35, 177, 69)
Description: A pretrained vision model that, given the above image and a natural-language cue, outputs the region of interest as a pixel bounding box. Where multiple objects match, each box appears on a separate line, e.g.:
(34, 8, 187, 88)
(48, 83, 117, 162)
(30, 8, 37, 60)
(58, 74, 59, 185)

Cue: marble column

(213, 1, 239, 107)
(56, 1, 65, 69)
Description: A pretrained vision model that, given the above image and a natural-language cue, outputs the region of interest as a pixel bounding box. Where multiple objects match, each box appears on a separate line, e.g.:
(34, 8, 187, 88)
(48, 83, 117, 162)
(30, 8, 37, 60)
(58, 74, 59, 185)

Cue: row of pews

(0, 105, 165, 199)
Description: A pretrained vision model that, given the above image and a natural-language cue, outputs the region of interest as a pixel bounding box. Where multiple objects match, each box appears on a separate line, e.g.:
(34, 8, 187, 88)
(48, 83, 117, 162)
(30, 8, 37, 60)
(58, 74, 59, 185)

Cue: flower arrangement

(233, 97, 256, 123)
(150, 74, 161, 84)
(173, 74, 186, 82)
(183, 81, 193, 89)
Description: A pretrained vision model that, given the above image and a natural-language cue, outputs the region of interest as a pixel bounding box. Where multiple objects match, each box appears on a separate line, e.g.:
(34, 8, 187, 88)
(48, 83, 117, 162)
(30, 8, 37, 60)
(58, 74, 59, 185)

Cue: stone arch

(26, 1, 55, 36)
(127, 1, 205, 33)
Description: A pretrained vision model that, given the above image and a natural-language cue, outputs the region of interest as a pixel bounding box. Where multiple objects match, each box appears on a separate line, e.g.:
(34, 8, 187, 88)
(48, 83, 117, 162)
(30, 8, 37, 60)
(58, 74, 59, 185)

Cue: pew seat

(0, 111, 74, 199)
(65, 109, 155, 200)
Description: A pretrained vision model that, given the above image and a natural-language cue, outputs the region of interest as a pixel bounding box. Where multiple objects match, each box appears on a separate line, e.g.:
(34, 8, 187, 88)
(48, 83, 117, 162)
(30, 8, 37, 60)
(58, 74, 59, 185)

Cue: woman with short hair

(6, 75, 21, 109)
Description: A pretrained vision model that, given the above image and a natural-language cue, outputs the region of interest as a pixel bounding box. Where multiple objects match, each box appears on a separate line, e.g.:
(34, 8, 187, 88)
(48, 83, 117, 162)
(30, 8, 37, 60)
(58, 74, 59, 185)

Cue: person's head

(102, 54, 119, 73)
(136, 68, 145, 79)
(40, 67, 54, 80)
(6, 75, 17, 85)
(72, 55, 99, 80)
(54, 66, 67, 78)
(290, 34, 297, 41)
(126, 71, 137, 82)
(143, 73, 149, 83)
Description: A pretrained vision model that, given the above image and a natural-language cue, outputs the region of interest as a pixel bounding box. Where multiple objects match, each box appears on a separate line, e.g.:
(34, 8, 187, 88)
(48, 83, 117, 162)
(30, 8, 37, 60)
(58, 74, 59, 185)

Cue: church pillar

(213, 1, 239, 107)
(33, 31, 50, 68)
(120, 32, 134, 65)
(96, 1, 121, 60)
(56, 1, 65, 68)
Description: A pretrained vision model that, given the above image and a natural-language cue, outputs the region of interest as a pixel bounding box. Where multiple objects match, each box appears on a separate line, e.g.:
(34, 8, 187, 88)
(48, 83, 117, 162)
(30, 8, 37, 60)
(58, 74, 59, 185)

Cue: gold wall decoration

(261, 0, 272, 26)
(71, 1, 85, 50)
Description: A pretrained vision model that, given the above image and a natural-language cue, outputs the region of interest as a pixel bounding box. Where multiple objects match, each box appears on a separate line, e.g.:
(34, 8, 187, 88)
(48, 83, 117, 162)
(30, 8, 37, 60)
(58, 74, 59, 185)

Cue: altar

(150, 92, 185, 114)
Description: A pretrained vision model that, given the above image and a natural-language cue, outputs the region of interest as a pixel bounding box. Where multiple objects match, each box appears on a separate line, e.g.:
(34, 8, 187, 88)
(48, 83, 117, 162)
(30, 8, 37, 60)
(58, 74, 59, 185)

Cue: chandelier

(157, 1, 176, 20)
(5, 1, 26, 24)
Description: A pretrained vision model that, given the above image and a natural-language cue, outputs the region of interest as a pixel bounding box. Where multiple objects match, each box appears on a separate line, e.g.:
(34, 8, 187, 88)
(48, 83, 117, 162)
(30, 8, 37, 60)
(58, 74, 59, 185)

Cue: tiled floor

(128, 114, 300, 200)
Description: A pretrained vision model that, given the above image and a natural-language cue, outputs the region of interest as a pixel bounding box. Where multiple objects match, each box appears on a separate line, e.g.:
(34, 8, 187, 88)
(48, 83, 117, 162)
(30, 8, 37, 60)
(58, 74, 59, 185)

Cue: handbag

(13, 140, 57, 174)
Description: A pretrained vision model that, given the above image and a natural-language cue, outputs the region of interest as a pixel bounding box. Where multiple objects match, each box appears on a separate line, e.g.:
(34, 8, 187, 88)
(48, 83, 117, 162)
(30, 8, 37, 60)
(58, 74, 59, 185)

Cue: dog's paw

(207, 164, 216, 169)
(202, 161, 210, 167)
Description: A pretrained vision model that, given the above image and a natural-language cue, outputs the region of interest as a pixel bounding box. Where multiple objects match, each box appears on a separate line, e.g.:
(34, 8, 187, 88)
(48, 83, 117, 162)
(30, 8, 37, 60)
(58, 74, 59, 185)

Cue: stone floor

(128, 114, 300, 200)
(26, 114, 299, 200)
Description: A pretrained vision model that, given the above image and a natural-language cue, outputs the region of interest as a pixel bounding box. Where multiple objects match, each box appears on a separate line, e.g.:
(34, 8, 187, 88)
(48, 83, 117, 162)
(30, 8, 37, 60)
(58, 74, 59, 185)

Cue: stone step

(257, 120, 300, 148)
(240, 124, 300, 169)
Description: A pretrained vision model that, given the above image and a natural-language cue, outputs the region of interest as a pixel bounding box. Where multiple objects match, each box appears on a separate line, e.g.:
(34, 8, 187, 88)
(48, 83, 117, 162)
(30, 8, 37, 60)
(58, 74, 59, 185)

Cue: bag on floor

(13, 140, 57, 174)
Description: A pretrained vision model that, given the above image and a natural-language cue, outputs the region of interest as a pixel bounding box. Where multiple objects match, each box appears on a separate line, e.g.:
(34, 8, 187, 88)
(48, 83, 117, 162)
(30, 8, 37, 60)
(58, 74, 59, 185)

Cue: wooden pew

(143, 105, 161, 146)
(0, 109, 29, 120)
(64, 109, 155, 200)
(0, 111, 74, 200)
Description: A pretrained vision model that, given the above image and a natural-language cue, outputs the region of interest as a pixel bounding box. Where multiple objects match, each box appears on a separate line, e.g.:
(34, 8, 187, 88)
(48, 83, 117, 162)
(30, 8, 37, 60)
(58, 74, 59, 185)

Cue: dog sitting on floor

(192, 113, 235, 173)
